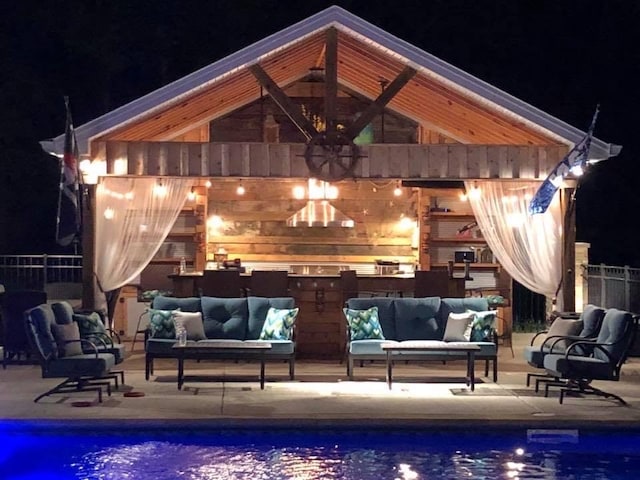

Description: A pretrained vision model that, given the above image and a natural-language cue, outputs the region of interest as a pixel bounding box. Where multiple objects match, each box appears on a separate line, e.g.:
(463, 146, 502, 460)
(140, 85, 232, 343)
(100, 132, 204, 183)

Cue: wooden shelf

(430, 237, 487, 243)
(432, 262, 500, 269)
(429, 212, 475, 218)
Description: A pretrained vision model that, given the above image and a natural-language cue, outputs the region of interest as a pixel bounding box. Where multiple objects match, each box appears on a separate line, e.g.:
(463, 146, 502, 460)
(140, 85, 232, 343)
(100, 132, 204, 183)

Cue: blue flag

(529, 106, 599, 215)
(55, 97, 81, 246)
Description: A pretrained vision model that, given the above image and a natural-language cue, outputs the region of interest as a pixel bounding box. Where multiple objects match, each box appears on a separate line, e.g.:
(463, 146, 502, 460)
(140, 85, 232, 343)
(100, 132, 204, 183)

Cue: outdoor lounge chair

(542, 308, 639, 404)
(524, 305, 605, 391)
(25, 303, 120, 403)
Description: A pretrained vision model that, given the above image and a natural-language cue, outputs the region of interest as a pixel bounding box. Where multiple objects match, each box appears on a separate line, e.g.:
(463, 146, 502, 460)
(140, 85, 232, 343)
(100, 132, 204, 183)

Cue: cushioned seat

(543, 307, 639, 404)
(24, 303, 120, 403)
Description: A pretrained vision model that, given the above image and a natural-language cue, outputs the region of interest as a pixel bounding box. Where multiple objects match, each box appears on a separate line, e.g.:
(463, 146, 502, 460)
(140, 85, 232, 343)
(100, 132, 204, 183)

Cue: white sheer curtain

(465, 180, 563, 300)
(95, 177, 193, 292)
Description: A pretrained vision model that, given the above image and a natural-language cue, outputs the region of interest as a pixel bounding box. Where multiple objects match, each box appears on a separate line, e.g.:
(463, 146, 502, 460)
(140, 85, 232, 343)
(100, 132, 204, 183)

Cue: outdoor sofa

(344, 296, 498, 380)
(144, 295, 298, 381)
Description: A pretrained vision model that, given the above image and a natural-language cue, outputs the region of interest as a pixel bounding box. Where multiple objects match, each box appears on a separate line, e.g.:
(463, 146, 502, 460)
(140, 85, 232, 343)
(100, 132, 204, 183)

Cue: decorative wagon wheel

(304, 131, 360, 182)
(249, 28, 416, 182)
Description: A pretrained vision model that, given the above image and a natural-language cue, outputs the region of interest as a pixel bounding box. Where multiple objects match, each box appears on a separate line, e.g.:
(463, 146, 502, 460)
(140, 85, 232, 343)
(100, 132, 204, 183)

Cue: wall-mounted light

(205, 179, 212, 188)
(393, 181, 402, 197)
(187, 187, 197, 202)
(236, 181, 245, 196)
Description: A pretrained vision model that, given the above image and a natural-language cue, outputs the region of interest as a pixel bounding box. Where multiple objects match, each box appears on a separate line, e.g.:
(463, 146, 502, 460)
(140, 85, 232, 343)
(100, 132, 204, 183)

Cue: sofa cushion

(441, 297, 489, 319)
(148, 308, 176, 339)
(247, 297, 296, 340)
(443, 312, 474, 342)
(152, 295, 201, 313)
(172, 311, 206, 341)
(467, 310, 497, 342)
(73, 312, 106, 337)
(51, 301, 75, 325)
(394, 297, 441, 341)
(346, 297, 396, 340)
(349, 339, 392, 355)
(52, 322, 83, 357)
(201, 297, 248, 340)
(259, 307, 299, 340)
(344, 306, 385, 340)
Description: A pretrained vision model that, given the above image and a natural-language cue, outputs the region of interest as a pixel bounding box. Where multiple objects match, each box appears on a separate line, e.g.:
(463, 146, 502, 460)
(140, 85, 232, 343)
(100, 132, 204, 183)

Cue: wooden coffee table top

(381, 341, 480, 352)
(172, 340, 272, 351)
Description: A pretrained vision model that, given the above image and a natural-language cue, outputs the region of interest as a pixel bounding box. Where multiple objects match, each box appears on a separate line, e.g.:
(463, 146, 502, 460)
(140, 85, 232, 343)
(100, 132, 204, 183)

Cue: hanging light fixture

(153, 179, 167, 197)
(187, 187, 197, 202)
(236, 181, 245, 196)
(393, 181, 402, 197)
(205, 179, 212, 188)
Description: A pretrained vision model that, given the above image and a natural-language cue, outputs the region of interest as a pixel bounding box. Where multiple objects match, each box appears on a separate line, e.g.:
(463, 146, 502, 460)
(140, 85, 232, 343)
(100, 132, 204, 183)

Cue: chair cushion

(51, 301, 75, 325)
(545, 318, 583, 351)
(394, 297, 441, 341)
(259, 307, 299, 340)
(51, 322, 84, 357)
(579, 304, 606, 338)
(344, 306, 385, 340)
(247, 297, 296, 340)
(467, 310, 497, 342)
(73, 312, 106, 337)
(148, 308, 176, 339)
(46, 353, 115, 378)
(544, 353, 613, 379)
(172, 311, 206, 341)
(346, 297, 396, 340)
(595, 308, 633, 362)
(201, 297, 248, 340)
(443, 312, 474, 342)
(152, 295, 201, 312)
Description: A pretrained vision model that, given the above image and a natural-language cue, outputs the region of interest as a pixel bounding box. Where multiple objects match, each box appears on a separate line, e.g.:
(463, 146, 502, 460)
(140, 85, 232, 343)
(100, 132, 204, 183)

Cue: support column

(560, 186, 576, 312)
(81, 184, 97, 311)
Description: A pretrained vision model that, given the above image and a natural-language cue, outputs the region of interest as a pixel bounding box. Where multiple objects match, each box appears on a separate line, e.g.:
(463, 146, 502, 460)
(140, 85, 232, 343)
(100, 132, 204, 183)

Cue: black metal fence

(585, 264, 640, 314)
(0, 255, 83, 291)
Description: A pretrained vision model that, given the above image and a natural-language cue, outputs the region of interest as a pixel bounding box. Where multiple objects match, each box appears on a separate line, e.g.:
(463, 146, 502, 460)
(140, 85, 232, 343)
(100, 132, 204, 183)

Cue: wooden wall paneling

(369, 145, 390, 178)
(128, 142, 148, 175)
(448, 144, 467, 178)
(145, 143, 166, 176)
(289, 144, 308, 177)
(518, 146, 538, 179)
(486, 145, 507, 179)
(249, 143, 269, 177)
(388, 145, 409, 177)
(407, 144, 423, 177)
(466, 145, 486, 178)
(429, 145, 448, 178)
(105, 141, 128, 175)
(357, 145, 369, 177)
(164, 142, 182, 176)
(207, 143, 223, 176)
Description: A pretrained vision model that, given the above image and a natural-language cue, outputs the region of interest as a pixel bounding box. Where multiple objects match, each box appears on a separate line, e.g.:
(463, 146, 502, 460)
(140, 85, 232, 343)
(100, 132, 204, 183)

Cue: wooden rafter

(249, 64, 318, 141)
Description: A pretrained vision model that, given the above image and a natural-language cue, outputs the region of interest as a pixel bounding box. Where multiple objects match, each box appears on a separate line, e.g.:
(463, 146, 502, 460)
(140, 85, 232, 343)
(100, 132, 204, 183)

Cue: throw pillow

(467, 310, 497, 342)
(545, 318, 583, 351)
(52, 322, 84, 357)
(343, 306, 385, 341)
(259, 307, 299, 340)
(172, 311, 206, 341)
(443, 312, 475, 342)
(148, 308, 177, 339)
(73, 312, 106, 337)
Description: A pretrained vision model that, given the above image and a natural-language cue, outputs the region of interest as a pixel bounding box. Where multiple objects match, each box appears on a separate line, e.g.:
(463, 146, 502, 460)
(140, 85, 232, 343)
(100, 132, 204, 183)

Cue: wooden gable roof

(41, 5, 620, 161)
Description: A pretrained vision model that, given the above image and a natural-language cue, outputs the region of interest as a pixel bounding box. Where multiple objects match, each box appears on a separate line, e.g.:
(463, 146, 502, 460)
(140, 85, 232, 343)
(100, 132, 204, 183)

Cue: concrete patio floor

(2, 334, 640, 429)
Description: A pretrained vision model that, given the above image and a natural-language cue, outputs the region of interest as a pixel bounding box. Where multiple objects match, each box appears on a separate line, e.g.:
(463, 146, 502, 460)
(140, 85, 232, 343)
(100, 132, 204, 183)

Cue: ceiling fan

(249, 28, 416, 181)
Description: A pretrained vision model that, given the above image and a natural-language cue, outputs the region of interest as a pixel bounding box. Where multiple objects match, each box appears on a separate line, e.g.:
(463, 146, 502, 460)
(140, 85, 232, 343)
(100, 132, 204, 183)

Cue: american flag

(55, 96, 81, 246)
(529, 106, 599, 215)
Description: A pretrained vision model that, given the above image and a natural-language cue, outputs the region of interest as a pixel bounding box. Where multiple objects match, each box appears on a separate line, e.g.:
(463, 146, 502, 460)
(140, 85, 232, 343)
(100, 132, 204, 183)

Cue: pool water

(1, 425, 639, 479)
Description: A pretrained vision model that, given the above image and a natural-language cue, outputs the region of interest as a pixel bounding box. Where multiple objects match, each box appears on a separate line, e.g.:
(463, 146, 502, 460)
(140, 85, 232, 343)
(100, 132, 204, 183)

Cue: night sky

(1, 0, 639, 266)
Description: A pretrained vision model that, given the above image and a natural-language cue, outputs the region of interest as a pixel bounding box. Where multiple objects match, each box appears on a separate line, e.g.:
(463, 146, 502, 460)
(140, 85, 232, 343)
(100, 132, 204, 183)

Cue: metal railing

(584, 264, 640, 314)
(0, 255, 83, 291)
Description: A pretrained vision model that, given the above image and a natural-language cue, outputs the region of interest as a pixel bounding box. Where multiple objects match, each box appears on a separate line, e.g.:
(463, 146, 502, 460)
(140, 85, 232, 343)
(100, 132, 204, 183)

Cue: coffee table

(172, 341, 272, 390)
(381, 341, 481, 391)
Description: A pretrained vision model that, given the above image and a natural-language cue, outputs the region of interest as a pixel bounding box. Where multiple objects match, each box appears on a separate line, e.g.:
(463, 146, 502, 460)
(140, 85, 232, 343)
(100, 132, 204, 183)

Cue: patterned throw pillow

(467, 310, 497, 342)
(73, 312, 106, 337)
(259, 307, 299, 340)
(148, 308, 177, 339)
(52, 322, 84, 357)
(343, 306, 385, 341)
(443, 312, 475, 342)
(172, 311, 206, 341)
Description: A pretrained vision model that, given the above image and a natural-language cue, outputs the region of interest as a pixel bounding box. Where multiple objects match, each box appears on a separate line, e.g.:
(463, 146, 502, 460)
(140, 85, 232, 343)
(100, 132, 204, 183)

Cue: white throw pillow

(172, 311, 206, 341)
(443, 312, 475, 342)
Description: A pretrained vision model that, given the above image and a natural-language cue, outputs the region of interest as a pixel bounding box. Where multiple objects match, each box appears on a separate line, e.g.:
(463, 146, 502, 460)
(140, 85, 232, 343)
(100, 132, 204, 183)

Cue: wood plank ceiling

(94, 29, 557, 146)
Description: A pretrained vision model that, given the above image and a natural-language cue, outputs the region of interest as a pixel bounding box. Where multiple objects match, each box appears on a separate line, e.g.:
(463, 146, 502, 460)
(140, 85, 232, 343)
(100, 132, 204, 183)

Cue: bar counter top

(168, 271, 416, 279)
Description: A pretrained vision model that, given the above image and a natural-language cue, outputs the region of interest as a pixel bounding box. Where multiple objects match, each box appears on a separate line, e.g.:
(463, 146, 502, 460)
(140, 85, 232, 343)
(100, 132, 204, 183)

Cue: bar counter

(167, 271, 463, 360)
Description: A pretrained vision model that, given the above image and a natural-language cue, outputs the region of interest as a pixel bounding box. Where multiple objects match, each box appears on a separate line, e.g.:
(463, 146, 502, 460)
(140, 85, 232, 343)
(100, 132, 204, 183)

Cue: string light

(393, 181, 402, 197)
(187, 187, 197, 201)
(153, 179, 167, 197)
(205, 179, 212, 188)
(236, 181, 245, 195)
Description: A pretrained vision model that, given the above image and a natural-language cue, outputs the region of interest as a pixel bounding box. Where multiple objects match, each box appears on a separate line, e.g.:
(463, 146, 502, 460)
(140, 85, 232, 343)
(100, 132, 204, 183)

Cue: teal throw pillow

(343, 306, 385, 340)
(467, 309, 497, 342)
(148, 308, 178, 339)
(73, 312, 106, 337)
(259, 307, 299, 340)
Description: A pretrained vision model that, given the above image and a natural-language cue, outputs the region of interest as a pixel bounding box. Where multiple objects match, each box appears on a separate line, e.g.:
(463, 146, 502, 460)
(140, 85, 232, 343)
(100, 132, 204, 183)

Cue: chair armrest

(530, 330, 549, 346)
(82, 332, 112, 348)
(61, 338, 100, 357)
(542, 335, 593, 353)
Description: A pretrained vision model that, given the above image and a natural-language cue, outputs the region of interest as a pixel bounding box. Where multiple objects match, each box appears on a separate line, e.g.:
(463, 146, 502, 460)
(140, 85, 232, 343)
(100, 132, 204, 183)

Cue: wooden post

(81, 184, 97, 311)
(561, 187, 576, 311)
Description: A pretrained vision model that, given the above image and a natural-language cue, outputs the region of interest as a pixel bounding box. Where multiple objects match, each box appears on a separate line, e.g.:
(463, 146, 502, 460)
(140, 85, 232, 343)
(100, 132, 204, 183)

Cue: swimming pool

(1, 423, 639, 479)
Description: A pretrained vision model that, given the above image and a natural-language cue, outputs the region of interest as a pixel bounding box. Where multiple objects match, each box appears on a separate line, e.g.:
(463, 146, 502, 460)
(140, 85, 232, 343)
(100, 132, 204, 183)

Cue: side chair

(542, 308, 639, 404)
(24, 304, 120, 403)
